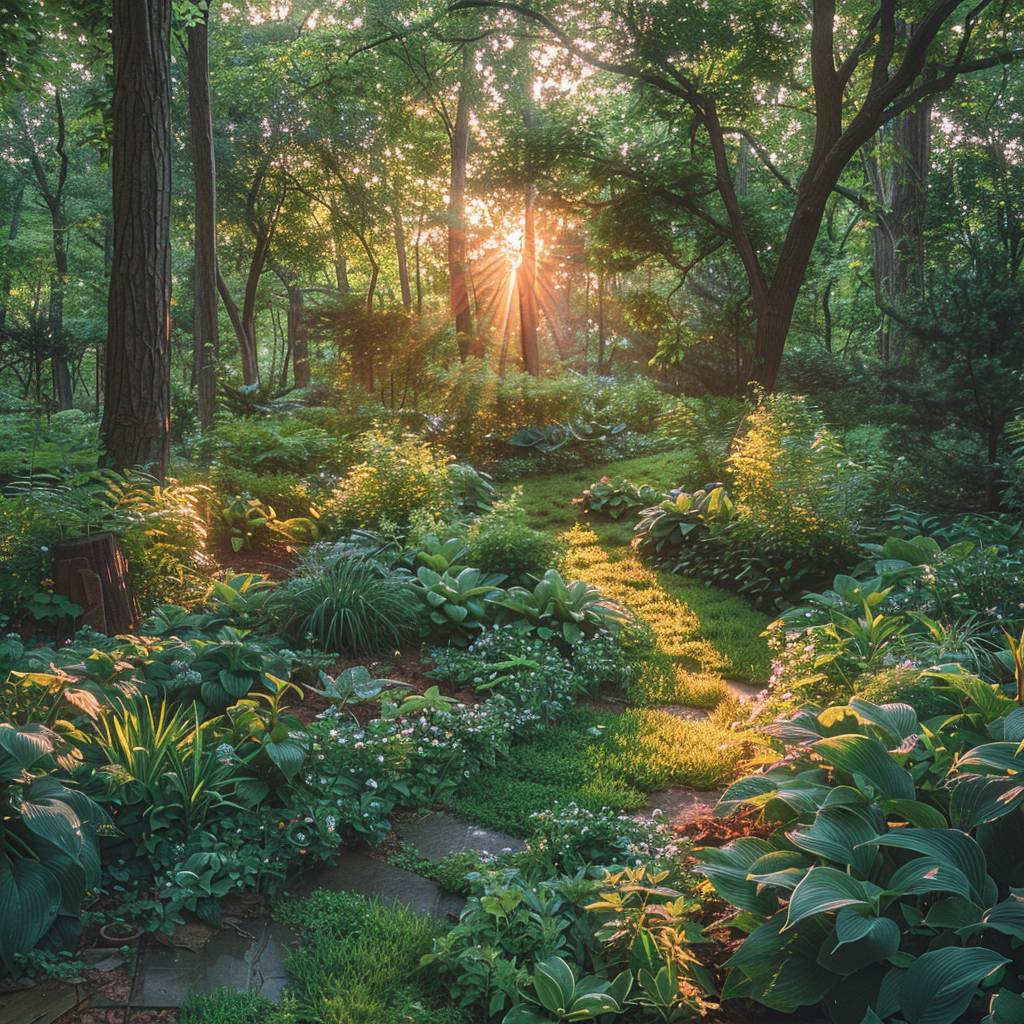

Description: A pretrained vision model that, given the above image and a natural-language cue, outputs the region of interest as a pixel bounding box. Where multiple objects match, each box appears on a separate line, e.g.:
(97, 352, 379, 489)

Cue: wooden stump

(52, 533, 137, 638)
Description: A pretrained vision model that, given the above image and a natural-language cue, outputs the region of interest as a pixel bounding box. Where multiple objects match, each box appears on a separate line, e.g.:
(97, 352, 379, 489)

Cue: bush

(201, 413, 353, 477)
(0, 409, 99, 483)
(321, 431, 454, 535)
(728, 392, 868, 560)
(466, 499, 563, 584)
(0, 470, 213, 621)
(268, 551, 419, 654)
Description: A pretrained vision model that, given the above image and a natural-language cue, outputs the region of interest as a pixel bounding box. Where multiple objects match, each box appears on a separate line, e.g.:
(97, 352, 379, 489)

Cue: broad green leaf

(812, 734, 915, 800)
(868, 828, 991, 904)
(899, 946, 1007, 1024)
(784, 866, 872, 930)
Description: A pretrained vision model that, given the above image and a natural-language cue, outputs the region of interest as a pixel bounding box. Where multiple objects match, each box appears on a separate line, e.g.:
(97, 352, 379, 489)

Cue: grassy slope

(457, 452, 771, 834)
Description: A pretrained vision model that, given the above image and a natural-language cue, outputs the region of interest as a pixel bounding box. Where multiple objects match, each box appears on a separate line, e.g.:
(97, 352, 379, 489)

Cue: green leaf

(0, 856, 63, 968)
(812, 735, 915, 800)
(982, 894, 1024, 940)
(899, 946, 1007, 1024)
(784, 866, 872, 930)
(867, 828, 991, 904)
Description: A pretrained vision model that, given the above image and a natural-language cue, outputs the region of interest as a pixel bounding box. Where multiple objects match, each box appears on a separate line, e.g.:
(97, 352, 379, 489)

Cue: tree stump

(52, 533, 137, 639)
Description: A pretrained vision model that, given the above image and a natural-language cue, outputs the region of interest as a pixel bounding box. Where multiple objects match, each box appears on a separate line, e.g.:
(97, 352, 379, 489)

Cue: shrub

(321, 431, 454, 535)
(727, 392, 867, 565)
(268, 552, 418, 655)
(697, 677, 1024, 1024)
(467, 499, 563, 584)
(201, 413, 353, 477)
(573, 476, 665, 520)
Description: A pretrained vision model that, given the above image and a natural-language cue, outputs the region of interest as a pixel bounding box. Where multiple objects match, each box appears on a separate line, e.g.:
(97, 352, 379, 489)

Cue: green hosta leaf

(0, 723, 57, 781)
(264, 740, 306, 781)
(887, 859, 974, 901)
(716, 768, 829, 818)
(847, 698, 920, 744)
(533, 956, 575, 1013)
(881, 798, 949, 829)
(726, 914, 835, 1012)
(985, 988, 1024, 1024)
(218, 669, 253, 698)
(982, 894, 1024, 940)
(899, 946, 1008, 1024)
(950, 775, 1024, 829)
(18, 780, 85, 861)
(812, 735, 915, 800)
(784, 866, 873, 930)
(787, 804, 880, 875)
(503, 1006, 550, 1024)
(695, 838, 776, 915)
(818, 910, 901, 977)
(867, 828, 991, 904)
(0, 856, 63, 967)
(568, 992, 620, 1017)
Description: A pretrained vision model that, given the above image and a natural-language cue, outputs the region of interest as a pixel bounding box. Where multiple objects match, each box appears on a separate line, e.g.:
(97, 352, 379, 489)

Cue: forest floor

(39, 454, 776, 1022)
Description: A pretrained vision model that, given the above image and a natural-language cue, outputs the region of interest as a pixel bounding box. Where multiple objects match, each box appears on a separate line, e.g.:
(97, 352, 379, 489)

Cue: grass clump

(268, 552, 418, 655)
(274, 890, 461, 1024)
(180, 990, 297, 1024)
(597, 709, 760, 791)
(453, 708, 647, 836)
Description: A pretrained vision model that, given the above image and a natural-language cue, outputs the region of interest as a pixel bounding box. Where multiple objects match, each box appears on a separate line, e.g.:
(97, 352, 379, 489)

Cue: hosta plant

(0, 723, 109, 969)
(491, 570, 626, 646)
(573, 477, 666, 521)
(413, 566, 506, 644)
(504, 955, 633, 1023)
(696, 673, 1024, 1024)
(631, 485, 733, 562)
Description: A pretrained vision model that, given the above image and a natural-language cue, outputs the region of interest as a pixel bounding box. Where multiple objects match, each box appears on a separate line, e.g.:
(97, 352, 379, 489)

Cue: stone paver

(662, 705, 711, 722)
(398, 811, 525, 861)
(640, 786, 724, 827)
(725, 679, 762, 702)
(289, 849, 461, 919)
(129, 920, 294, 1009)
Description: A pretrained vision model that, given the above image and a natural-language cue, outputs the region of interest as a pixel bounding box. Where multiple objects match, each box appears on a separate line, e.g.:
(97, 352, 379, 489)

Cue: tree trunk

(448, 45, 476, 358)
(518, 183, 540, 375)
(391, 184, 412, 310)
(101, 0, 172, 480)
(288, 283, 309, 387)
(867, 99, 931, 363)
(52, 533, 136, 638)
(187, 13, 219, 428)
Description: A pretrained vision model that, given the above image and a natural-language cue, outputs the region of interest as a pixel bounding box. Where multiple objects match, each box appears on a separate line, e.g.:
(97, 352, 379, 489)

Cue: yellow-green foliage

(727, 392, 864, 558)
(598, 709, 760, 790)
(321, 431, 455, 534)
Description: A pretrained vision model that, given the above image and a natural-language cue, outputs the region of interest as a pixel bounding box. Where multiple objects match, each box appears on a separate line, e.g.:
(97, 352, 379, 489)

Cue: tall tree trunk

(448, 45, 477, 358)
(50, 219, 72, 409)
(867, 99, 932, 363)
(287, 283, 309, 387)
(518, 183, 540, 375)
(187, 12, 218, 428)
(101, 0, 172, 479)
(391, 182, 412, 310)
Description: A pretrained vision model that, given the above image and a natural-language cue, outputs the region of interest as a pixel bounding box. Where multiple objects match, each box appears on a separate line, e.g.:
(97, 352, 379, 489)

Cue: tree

(186, 1, 219, 427)
(101, 0, 172, 479)
(452, 0, 1023, 390)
